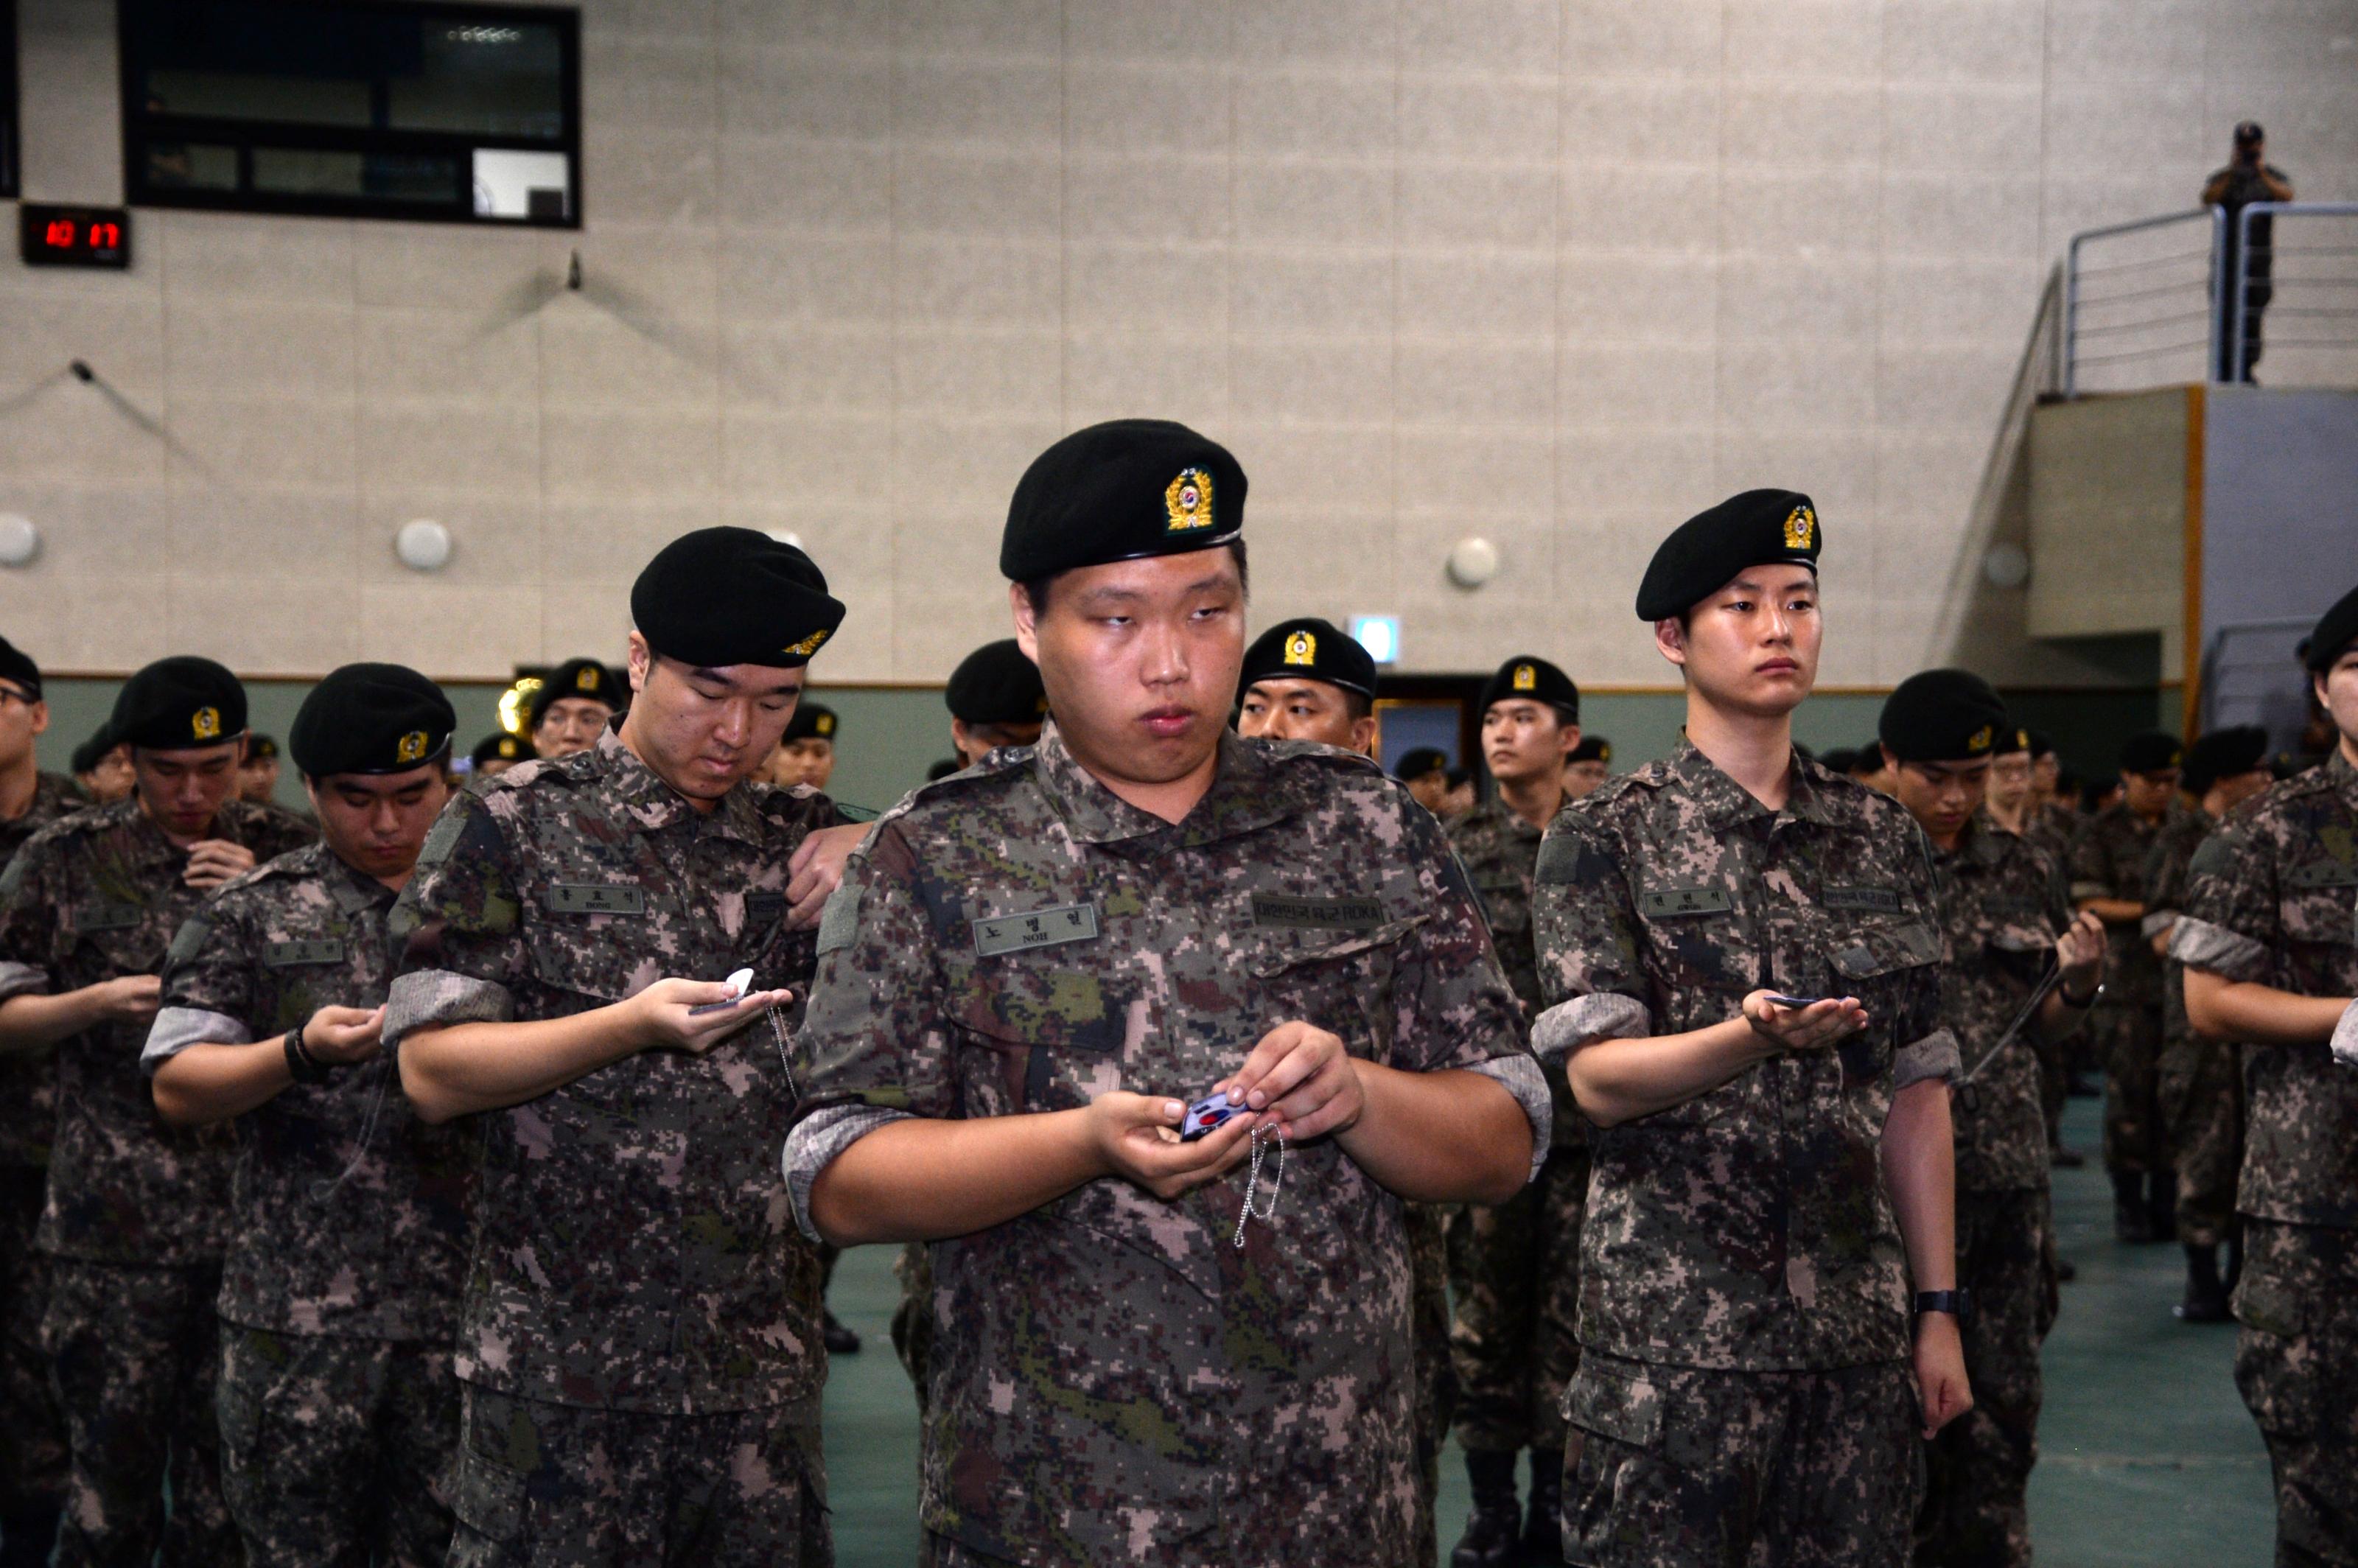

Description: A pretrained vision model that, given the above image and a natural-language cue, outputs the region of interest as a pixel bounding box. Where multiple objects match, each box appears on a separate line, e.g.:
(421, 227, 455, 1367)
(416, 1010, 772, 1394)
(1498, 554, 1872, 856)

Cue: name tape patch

(2287, 861, 2358, 890)
(1640, 886, 1732, 917)
(1824, 886, 1903, 913)
(1251, 894, 1386, 931)
(262, 939, 347, 968)
(545, 884, 647, 916)
(973, 903, 1100, 958)
(77, 903, 143, 933)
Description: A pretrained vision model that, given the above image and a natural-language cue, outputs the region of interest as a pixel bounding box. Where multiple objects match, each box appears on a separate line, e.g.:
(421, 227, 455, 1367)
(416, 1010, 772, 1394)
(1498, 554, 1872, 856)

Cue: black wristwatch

(1914, 1289, 1972, 1323)
(2057, 979, 2103, 1009)
(284, 1025, 333, 1085)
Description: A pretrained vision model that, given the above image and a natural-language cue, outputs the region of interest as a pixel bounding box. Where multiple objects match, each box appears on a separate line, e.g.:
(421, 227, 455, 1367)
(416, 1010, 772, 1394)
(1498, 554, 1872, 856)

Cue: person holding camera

(2203, 120, 2295, 382)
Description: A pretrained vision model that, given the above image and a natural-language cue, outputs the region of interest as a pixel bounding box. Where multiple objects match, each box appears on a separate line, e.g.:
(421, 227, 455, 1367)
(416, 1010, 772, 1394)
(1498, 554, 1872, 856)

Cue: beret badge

(1165, 467, 1214, 533)
(1967, 725, 1993, 754)
(192, 706, 222, 741)
(1284, 631, 1316, 667)
(1512, 663, 1536, 692)
(1783, 504, 1816, 551)
(783, 628, 830, 659)
(397, 730, 430, 763)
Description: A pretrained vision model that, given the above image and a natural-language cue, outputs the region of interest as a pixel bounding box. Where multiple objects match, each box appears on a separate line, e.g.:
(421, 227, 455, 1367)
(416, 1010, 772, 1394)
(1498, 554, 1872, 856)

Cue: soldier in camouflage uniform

(2147, 724, 2275, 1323)
(0, 657, 314, 1568)
(1232, 615, 1460, 1568)
(1533, 491, 1970, 1567)
(2070, 730, 2189, 1241)
(786, 421, 1549, 1568)
(1874, 672, 2108, 1568)
(141, 664, 477, 1567)
(1446, 654, 1587, 1568)
(0, 637, 83, 1564)
(2173, 582, 2358, 1567)
(387, 528, 861, 1567)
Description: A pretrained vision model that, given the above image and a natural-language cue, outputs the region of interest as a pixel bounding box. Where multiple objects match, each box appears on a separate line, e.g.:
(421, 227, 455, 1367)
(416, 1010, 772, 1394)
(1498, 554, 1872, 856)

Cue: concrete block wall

(4, 0, 2354, 690)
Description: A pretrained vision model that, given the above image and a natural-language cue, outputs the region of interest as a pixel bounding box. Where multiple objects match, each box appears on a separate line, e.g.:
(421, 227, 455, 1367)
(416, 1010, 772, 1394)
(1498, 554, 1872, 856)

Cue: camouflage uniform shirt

(145, 840, 476, 1340)
(2068, 802, 2184, 1008)
(1449, 794, 1583, 1147)
(1934, 814, 2071, 1194)
(2170, 749, 2358, 1228)
(1530, 743, 1958, 1371)
(383, 727, 839, 1414)
(0, 771, 94, 1167)
(2146, 807, 2216, 1047)
(0, 797, 315, 1263)
(785, 725, 1547, 1568)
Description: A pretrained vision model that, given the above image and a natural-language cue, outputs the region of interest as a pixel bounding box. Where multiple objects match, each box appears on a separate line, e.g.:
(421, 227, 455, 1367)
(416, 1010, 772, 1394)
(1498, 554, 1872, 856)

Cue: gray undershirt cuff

(382, 969, 515, 1050)
(1895, 1026, 1963, 1091)
(141, 1007, 251, 1076)
(2168, 917, 2270, 984)
(2141, 910, 2179, 942)
(2331, 1000, 2358, 1072)
(1466, 1054, 1553, 1178)
(0, 959, 49, 1005)
(783, 1104, 912, 1243)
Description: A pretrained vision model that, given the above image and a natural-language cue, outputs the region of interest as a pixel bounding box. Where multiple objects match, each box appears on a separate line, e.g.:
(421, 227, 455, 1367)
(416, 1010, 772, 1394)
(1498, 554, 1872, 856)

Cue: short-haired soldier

(144, 663, 477, 1566)
(787, 419, 1547, 1567)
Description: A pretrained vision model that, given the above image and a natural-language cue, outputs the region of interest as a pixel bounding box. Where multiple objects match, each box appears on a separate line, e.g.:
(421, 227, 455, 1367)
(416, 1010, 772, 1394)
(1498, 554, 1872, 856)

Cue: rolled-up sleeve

(1895, 1026, 1964, 1090)
(783, 1104, 912, 1242)
(2180, 822, 2278, 985)
(2168, 916, 2270, 982)
(141, 1007, 251, 1074)
(383, 794, 529, 1050)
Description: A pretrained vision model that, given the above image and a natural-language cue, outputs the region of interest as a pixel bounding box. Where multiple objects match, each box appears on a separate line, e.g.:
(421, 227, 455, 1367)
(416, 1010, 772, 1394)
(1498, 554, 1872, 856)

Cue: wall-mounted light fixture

(0, 514, 41, 568)
(394, 519, 453, 572)
(1446, 537, 1499, 590)
(1983, 542, 2031, 589)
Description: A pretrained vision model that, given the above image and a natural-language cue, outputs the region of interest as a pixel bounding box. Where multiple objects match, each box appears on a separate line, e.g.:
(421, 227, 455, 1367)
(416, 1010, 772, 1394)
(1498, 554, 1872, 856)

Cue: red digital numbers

(89, 223, 121, 251)
(20, 204, 131, 268)
(44, 220, 76, 249)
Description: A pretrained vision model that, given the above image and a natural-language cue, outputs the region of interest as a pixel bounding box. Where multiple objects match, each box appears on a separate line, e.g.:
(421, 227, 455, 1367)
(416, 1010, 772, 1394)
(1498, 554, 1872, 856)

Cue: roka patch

(1250, 894, 1385, 931)
(1823, 886, 1903, 913)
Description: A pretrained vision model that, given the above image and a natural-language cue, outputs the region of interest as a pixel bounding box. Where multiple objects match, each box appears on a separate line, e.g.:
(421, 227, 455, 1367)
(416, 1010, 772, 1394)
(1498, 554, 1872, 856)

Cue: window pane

(390, 24, 565, 138)
(144, 141, 239, 190)
(252, 145, 457, 203)
(472, 148, 569, 219)
(144, 68, 371, 127)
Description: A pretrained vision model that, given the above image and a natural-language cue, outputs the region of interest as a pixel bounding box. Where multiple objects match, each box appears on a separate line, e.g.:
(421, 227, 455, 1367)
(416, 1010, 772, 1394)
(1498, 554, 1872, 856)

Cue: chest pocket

(1984, 919, 2057, 987)
(1637, 887, 1749, 1001)
(1827, 919, 1941, 1085)
(951, 973, 1129, 1118)
(1248, 915, 1427, 1065)
(70, 898, 165, 974)
(529, 881, 658, 1005)
(1470, 873, 1529, 937)
(2281, 858, 2358, 948)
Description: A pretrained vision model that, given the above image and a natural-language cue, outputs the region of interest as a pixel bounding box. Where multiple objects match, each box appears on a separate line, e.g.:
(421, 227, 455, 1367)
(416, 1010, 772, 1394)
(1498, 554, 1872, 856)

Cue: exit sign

(19, 204, 131, 269)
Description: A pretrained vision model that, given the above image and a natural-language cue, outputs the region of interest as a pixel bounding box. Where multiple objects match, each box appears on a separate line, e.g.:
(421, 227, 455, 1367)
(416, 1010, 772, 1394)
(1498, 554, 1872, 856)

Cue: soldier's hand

(183, 839, 258, 889)
(91, 973, 162, 1026)
(2057, 909, 2107, 992)
(301, 1004, 385, 1065)
(1740, 990, 1868, 1053)
(1913, 1312, 1973, 1438)
(785, 824, 867, 929)
(1085, 1092, 1257, 1200)
(1223, 1021, 1363, 1141)
(627, 978, 794, 1054)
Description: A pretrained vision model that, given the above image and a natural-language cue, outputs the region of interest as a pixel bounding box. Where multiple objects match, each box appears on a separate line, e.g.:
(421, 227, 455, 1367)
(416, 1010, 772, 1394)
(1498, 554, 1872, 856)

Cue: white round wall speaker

(395, 519, 454, 572)
(1446, 536, 1500, 589)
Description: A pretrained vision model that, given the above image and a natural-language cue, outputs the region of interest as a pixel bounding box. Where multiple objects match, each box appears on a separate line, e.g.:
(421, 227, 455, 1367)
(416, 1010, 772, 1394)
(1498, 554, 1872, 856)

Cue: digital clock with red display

(19, 204, 133, 269)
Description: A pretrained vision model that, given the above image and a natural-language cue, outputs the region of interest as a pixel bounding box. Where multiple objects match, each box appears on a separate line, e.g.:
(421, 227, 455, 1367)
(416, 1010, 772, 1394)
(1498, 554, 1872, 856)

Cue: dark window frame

(118, 0, 581, 228)
(1, 0, 18, 200)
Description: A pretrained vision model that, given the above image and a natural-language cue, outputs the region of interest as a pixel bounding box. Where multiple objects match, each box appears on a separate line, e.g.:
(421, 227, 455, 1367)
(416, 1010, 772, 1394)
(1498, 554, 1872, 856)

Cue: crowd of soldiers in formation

(0, 417, 2351, 1568)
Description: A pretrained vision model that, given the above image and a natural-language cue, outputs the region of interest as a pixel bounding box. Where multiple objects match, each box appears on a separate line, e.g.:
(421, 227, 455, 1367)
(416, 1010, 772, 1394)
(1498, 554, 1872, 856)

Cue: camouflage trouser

(1450, 1144, 1587, 1454)
(2160, 1034, 2245, 1247)
(1917, 1187, 2057, 1568)
(1406, 1200, 1455, 1568)
(0, 1166, 66, 1517)
(2093, 1004, 2166, 1175)
(2233, 1219, 2358, 1567)
(42, 1256, 237, 1568)
(216, 1323, 458, 1567)
(889, 1243, 933, 1415)
(447, 1384, 830, 1568)
(1562, 1353, 1923, 1568)
(2032, 1033, 2066, 1154)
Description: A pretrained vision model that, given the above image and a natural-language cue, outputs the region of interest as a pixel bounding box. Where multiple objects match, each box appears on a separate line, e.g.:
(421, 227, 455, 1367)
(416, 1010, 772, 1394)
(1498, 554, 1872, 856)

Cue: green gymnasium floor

(816, 1099, 2276, 1566)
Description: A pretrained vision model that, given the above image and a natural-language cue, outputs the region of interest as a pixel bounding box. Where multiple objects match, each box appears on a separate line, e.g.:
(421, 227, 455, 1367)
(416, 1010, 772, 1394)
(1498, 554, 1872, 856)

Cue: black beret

(1478, 655, 1578, 721)
(290, 664, 456, 778)
(783, 702, 837, 745)
(70, 726, 116, 775)
(111, 656, 246, 752)
(2181, 725, 2270, 796)
(1239, 617, 1376, 701)
(529, 659, 627, 728)
(1816, 746, 1858, 775)
(469, 732, 533, 769)
(2024, 728, 2055, 759)
(1395, 746, 1448, 780)
(946, 640, 1049, 725)
(2119, 729, 2185, 774)
(1445, 766, 1473, 790)
(0, 637, 41, 700)
(1636, 489, 1821, 621)
(1878, 669, 2010, 763)
(1001, 419, 1246, 582)
(926, 757, 960, 782)
(632, 527, 846, 670)
(1993, 726, 2031, 757)
(244, 734, 278, 763)
(1569, 735, 1612, 766)
(2304, 584, 2358, 674)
